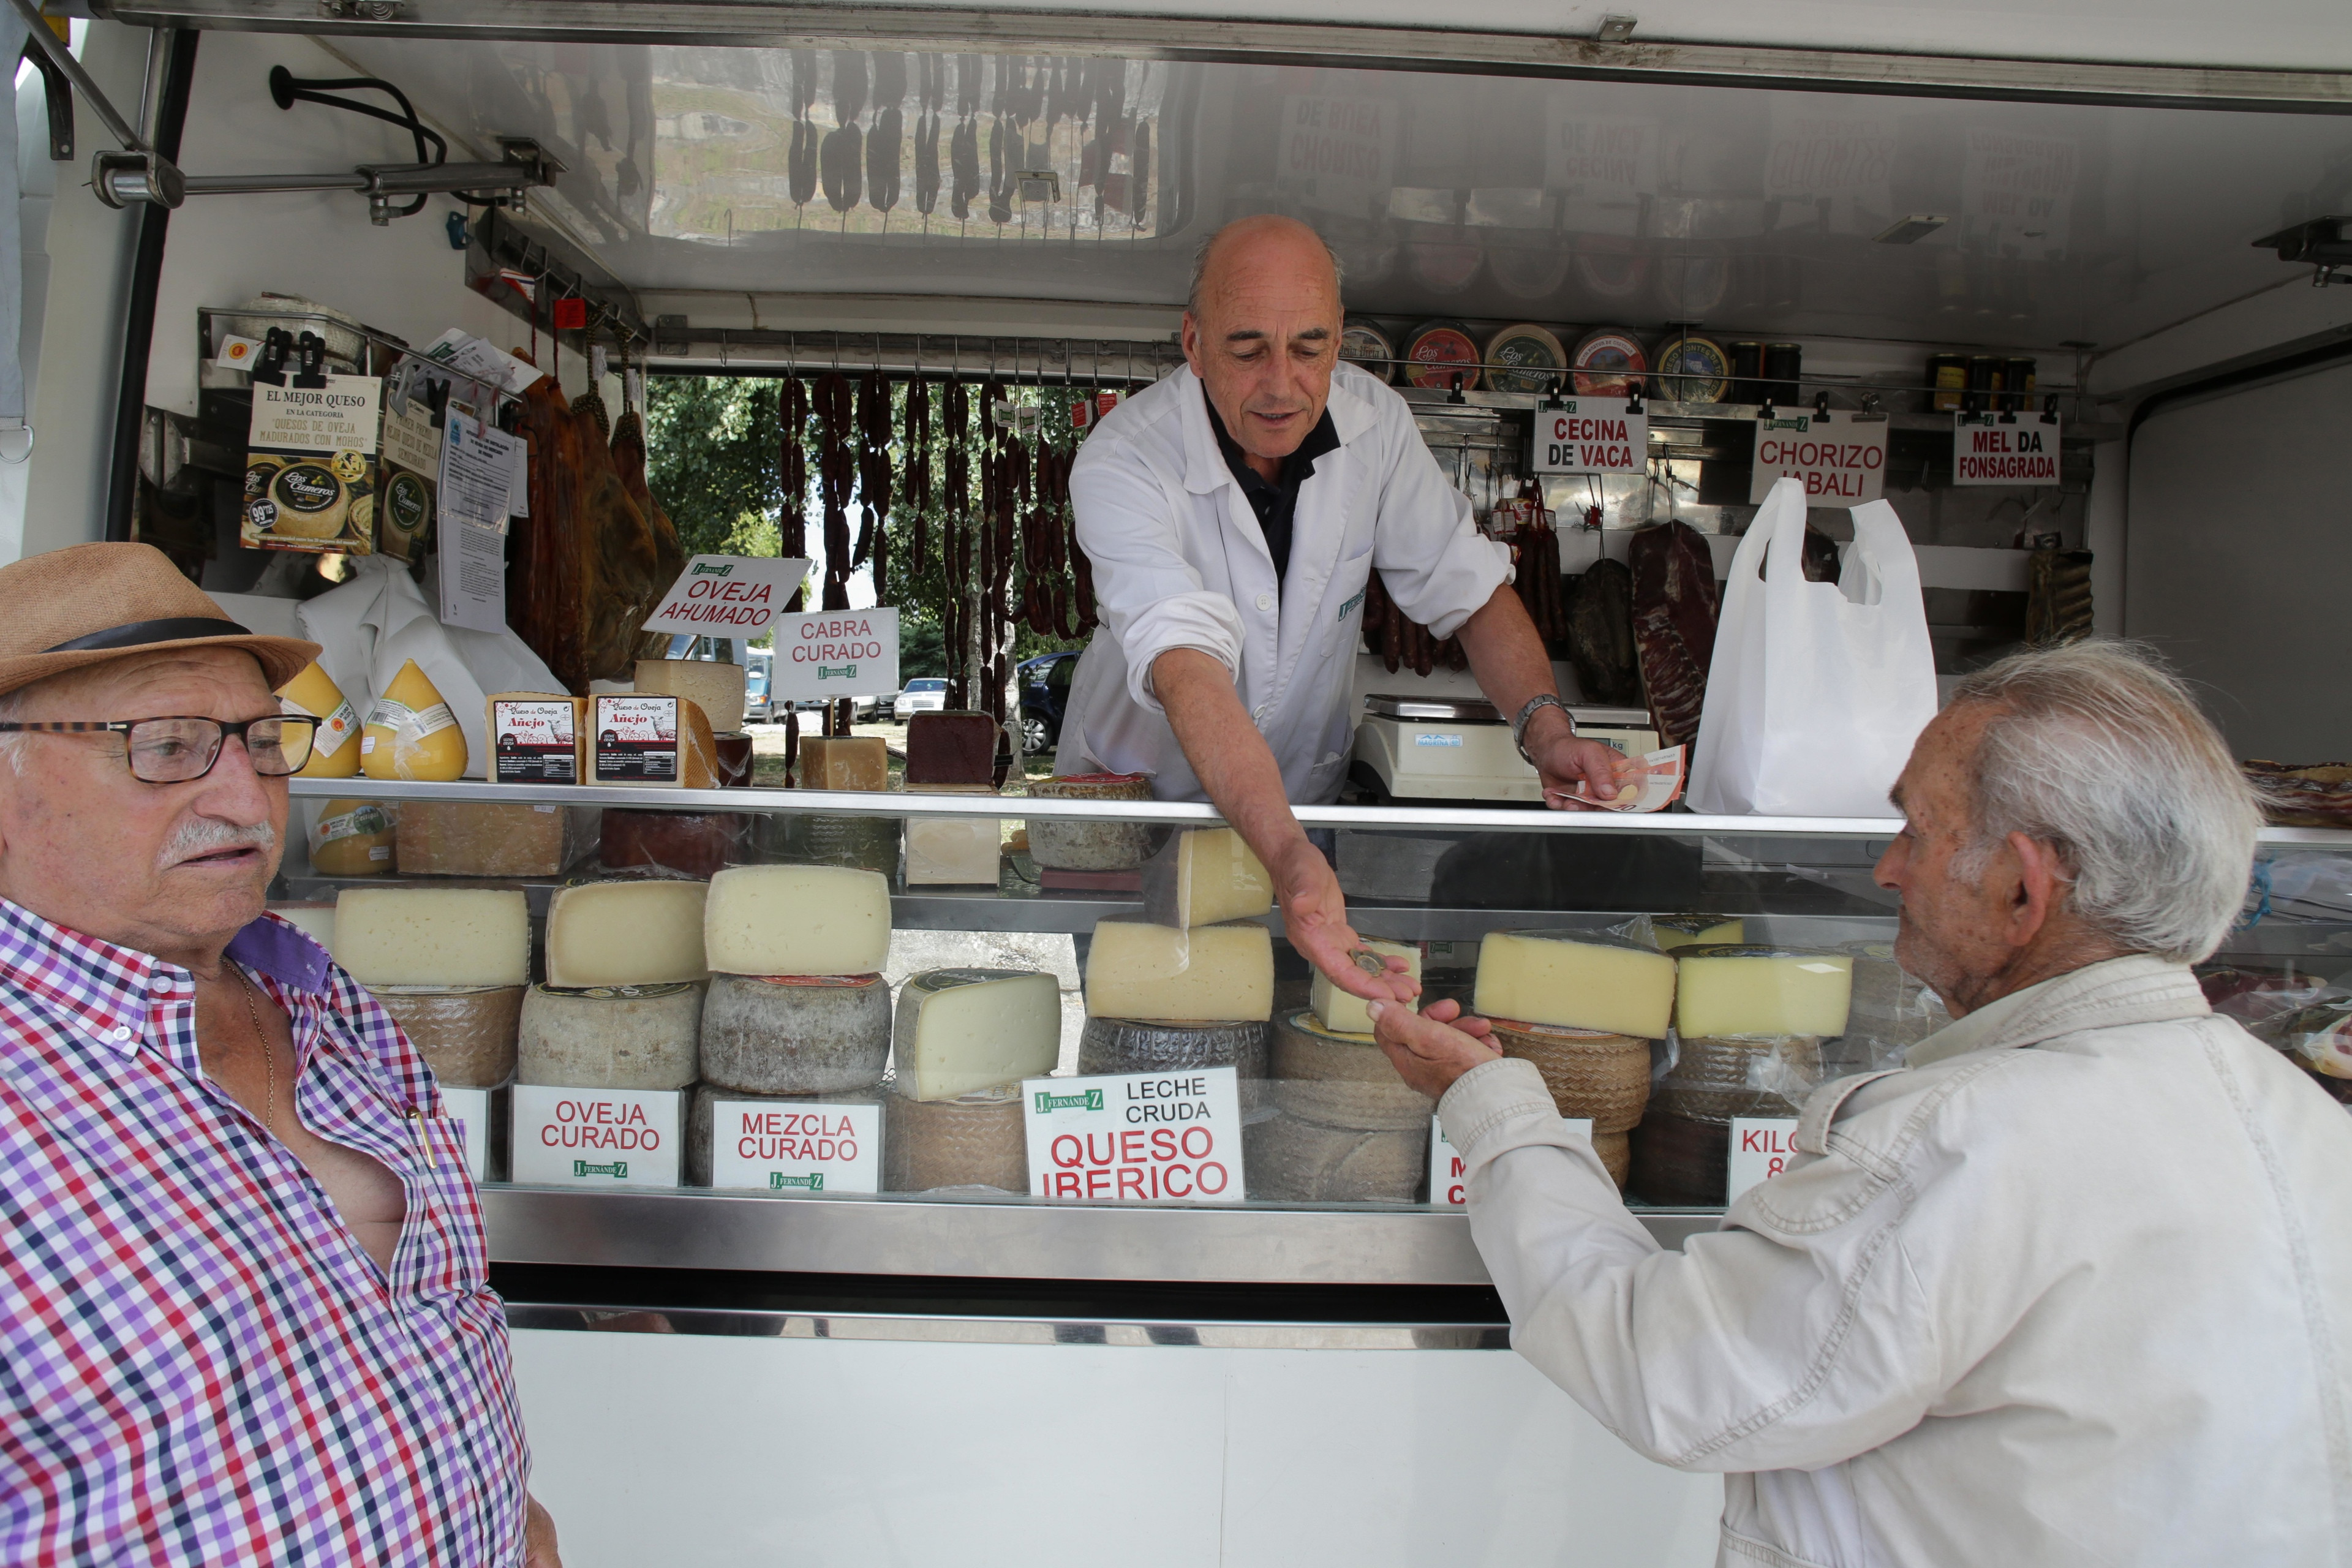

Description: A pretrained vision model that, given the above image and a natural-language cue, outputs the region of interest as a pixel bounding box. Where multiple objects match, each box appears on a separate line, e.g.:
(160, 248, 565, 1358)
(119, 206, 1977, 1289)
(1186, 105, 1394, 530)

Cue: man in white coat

(1063, 213, 1633, 999)
(1371, 639, 2352, 1566)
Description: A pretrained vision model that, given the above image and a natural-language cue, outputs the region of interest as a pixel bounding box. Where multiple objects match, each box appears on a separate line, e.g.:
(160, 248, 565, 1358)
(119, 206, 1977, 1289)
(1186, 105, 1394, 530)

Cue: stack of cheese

(1255, 938, 1434, 1202)
(631, 657, 754, 785)
(697, 864, 894, 1097)
(520, 880, 710, 1093)
(901, 712, 1005, 888)
(595, 660, 753, 880)
(1839, 941, 1949, 1062)
(884, 965, 1060, 1193)
(336, 887, 529, 1090)
(1470, 929, 1683, 1189)
(761, 735, 899, 875)
(1025, 772, 1159, 873)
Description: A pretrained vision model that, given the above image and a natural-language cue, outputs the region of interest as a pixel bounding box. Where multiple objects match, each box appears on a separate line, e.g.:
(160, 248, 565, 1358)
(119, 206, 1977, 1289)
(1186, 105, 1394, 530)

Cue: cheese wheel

(278, 661, 360, 778)
(360, 659, 467, 782)
(267, 459, 351, 540)
(1592, 1129, 1632, 1189)
(801, 735, 889, 791)
(334, 887, 529, 987)
(1569, 328, 1648, 398)
(883, 1084, 1028, 1193)
(1079, 1016, 1267, 1078)
(1339, 320, 1395, 383)
(1310, 938, 1420, 1035)
(1673, 944, 1853, 1039)
(1842, 941, 1949, 1048)
(1473, 929, 1677, 1038)
(686, 1082, 882, 1187)
(1653, 334, 1732, 405)
(1651, 914, 1745, 952)
(1487, 1018, 1651, 1133)
(1244, 1112, 1426, 1202)
(307, 798, 396, 876)
(753, 812, 901, 876)
(701, 973, 891, 1095)
(634, 658, 747, 733)
(1026, 773, 1158, 871)
(1402, 320, 1480, 391)
(396, 801, 583, 878)
(905, 710, 1000, 786)
(545, 879, 710, 988)
(517, 981, 703, 1090)
(367, 984, 522, 1088)
(1084, 919, 1273, 1023)
(1270, 1009, 1432, 1131)
(893, 968, 1060, 1101)
(705, 864, 892, 978)
(1484, 323, 1566, 398)
(1142, 827, 1273, 928)
(1659, 1033, 1823, 1123)
(267, 901, 336, 952)
(600, 808, 747, 879)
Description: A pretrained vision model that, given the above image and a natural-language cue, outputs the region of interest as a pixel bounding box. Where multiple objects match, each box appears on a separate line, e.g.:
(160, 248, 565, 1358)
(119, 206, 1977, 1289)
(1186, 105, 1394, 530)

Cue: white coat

(1058, 361, 1511, 803)
(1439, 953, 2352, 1567)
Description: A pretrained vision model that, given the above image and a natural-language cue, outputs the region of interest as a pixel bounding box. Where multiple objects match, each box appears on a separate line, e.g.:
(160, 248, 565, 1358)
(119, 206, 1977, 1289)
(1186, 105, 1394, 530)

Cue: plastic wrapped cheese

(360, 658, 467, 782)
(1311, 939, 1420, 1035)
(892, 968, 1060, 1101)
(516, 981, 703, 1090)
(544, 879, 710, 988)
(700, 973, 891, 1095)
(1473, 929, 1678, 1038)
(366, 984, 522, 1087)
(334, 887, 529, 987)
(1084, 919, 1273, 1023)
(883, 1084, 1028, 1193)
(307, 798, 395, 876)
(1673, 944, 1853, 1039)
(1269, 1009, 1432, 1131)
(1244, 1112, 1426, 1202)
(903, 811, 1002, 886)
(600, 808, 747, 880)
(1143, 827, 1273, 927)
(278, 661, 360, 778)
(800, 735, 889, 791)
(704, 864, 892, 977)
(1651, 914, 1746, 952)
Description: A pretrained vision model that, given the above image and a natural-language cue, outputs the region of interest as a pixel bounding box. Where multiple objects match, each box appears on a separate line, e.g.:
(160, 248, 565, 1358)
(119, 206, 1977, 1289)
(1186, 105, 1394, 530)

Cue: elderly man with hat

(0, 544, 557, 1564)
(1372, 640, 2352, 1566)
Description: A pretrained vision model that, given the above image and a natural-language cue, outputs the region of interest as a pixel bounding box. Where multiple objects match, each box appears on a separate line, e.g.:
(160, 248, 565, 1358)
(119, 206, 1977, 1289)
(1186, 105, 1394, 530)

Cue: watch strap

(1512, 694, 1575, 766)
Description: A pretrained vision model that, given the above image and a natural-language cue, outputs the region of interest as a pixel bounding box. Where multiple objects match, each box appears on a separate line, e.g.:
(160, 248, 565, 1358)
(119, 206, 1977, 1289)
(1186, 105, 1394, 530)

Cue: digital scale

(1352, 695, 1658, 804)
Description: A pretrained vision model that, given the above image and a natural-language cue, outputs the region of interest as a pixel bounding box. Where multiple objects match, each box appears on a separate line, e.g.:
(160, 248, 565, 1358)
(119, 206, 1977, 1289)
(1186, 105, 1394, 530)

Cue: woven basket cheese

(1488, 1017, 1651, 1134)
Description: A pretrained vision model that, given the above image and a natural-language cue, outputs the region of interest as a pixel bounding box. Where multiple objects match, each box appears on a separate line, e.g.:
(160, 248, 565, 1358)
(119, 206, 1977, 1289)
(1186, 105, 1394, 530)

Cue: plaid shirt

(0, 898, 530, 1564)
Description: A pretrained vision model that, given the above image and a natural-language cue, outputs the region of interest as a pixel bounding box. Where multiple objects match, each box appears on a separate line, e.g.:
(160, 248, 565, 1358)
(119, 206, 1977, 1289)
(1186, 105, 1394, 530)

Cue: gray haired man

(1374, 641, 2352, 1566)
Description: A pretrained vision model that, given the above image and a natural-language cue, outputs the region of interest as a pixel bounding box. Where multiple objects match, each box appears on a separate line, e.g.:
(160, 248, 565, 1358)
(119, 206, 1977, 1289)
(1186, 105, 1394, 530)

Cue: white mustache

(159, 816, 277, 870)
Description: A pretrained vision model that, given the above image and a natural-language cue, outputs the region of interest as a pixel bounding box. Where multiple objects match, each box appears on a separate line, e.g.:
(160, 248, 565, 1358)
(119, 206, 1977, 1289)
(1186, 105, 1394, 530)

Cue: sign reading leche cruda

(243, 375, 383, 555)
(1021, 1066, 1245, 1203)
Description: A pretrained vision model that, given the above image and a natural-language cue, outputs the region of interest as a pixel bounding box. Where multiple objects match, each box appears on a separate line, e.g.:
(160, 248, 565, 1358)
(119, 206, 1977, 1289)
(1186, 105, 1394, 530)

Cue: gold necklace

(228, 964, 276, 1135)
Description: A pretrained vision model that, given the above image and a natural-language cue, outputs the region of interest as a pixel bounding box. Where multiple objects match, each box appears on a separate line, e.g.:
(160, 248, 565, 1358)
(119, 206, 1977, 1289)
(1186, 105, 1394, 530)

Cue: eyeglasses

(0, 715, 319, 783)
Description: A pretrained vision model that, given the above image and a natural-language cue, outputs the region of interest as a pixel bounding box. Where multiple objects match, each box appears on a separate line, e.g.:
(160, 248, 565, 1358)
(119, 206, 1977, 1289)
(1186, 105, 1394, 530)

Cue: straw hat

(0, 543, 319, 699)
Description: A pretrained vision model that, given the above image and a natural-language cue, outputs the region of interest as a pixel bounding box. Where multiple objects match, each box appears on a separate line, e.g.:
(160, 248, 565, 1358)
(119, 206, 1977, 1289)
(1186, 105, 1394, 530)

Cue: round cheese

(1339, 320, 1395, 383)
(700, 973, 891, 1095)
(277, 661, 360, 778)
(516, 981, 703, 1091)
(361, 658, 467, 782)
(1084, 919, 1274, 1023)
(1268, 1009, 1431, 1131)
(1243, 1112, 1427, 1203)
(307, 798, 394, 876)
(1593, 1130, 1632, 1189)
(367, 984, 522, 1088)
(893, 968, 1060, 1101)
(601, 809, 747, 880)
(686, 1082, 880, 1188)
(1487, 1018, 1651, 1133)
(1473, 929, 1678, 1038)
(544, 878, 710, 989)
(1026, 773, 1158, 870)
(752, 812, 901, 876)
(883, 1085, 1027, 1193)
(335, 886, 529, 987)
(268, 459, 350, 539)
(1079, 1016, 1266, 1079)
(704, 864, 893, 978)
(1484, 323, 1566, 398)
(1569, 328, 1648, 398)
(1402, 320, 1480, 391)
(397, 801, 580, 878)
(1653, 334, 1732, 405)
(1659, 1033, 1823, 1123)
(1672, 944, 1853, 1039)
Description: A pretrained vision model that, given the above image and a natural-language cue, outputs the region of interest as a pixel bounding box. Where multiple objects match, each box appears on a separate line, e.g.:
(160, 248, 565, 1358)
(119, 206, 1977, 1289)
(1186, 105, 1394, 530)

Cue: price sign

(706, 1099, 880, 1194)
(767, 606, 900, 702)
(1023, 1067, 1244, 1204)
(1727, 1117, 1801, 1202)
(1431, 1114, 1589, 1206)
(641, 554, 813, 638)
(510, 1085, 683, 1188)
(1952, 412, 2061, 486)
(1531, 400, 1649, 475)
(1749, 416, 1887, 505)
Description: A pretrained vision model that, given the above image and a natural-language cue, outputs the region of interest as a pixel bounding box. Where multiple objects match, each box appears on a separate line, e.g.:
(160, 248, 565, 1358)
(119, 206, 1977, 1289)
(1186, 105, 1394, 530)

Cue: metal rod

(179, 159, 542, 197)
(11, 0, 149, 152)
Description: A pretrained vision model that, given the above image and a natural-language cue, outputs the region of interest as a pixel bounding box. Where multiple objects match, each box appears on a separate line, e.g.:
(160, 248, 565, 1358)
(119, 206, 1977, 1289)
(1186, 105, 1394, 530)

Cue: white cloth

(1058, 361, 1511, 804)
(1439, 954, 2352, 1567)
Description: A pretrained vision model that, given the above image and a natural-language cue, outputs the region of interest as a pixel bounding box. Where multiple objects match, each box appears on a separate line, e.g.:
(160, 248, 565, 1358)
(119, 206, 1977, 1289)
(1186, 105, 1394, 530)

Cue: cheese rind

(883, 1085, 1027, 1192)
(600, 808, 746, 879)
(360, 658, 467, 781)
(516, 981, 703, 1090)
(366, 984, 522, 1087)
(1077, 1016, 1267, 1077)
(800, 735, 889, 791)
(1084, 919, 1273, 1023)
(545, 878, 710, 988)
(634, 658, 747, 733)
(1026, 773, 1157, 871)
(891, 968, 1060, 1100)
(1651, 914, 1746, 951)
(334, 888, 529, 987)
(279, 662, 360, 778)
(1672, 944, 1853, 1039)
(1310, 939, 1421, 1035)
(396, 801, 586, 877)
(704, 864, 892, 977)
(1473, 929, 1678, 1039)
(1143, 828, 1273, 928)
(701, 973, 892, 1093)
(1244, 1112, 1426, 1202)
(1270, 1009, 1433, 1131)
(904, 815, 1001, 886)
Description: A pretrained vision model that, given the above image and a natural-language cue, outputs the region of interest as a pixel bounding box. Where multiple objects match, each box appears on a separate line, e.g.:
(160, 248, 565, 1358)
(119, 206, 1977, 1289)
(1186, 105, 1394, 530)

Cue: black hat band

(43, 617, 255, 654)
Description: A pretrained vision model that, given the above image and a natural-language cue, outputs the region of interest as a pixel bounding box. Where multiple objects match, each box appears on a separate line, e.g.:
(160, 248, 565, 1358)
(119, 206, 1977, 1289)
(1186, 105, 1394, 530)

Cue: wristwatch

(1512, 693, 1576, 766)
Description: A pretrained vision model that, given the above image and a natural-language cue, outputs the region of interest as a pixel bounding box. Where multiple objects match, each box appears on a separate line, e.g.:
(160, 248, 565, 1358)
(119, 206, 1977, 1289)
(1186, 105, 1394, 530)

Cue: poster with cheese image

(241, 374, 382, 555)
(374, 393, 442, 562)
(1023, 1065, 1245, 1203)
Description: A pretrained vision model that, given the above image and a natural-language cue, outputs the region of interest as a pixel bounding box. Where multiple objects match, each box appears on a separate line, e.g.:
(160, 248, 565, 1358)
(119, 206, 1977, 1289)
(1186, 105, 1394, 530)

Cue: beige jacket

(1439, 954, 2352, 1567)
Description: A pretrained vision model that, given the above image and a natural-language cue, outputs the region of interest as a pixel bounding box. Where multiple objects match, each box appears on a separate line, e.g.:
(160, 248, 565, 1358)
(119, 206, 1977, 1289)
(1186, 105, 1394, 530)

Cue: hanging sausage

(814, 372, 855, 612)
(950, 55, 981, 221)
(778, 375, 810, 780)
(914, 53, 942, 217)
(868, 51, 905, 214)
(904, 375, 931, 575)
(941, 377, 973, 707)
(822, 50, 865, 213)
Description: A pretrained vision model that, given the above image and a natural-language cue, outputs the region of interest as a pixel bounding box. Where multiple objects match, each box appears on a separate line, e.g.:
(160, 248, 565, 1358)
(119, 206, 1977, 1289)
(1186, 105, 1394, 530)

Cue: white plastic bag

(1687, 477, 1937, 817)
(296, 557, 562, 779)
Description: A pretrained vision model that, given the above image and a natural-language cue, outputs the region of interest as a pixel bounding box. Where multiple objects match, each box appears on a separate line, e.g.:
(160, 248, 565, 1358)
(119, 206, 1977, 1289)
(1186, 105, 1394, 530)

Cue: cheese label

(707, 1099, 880, 1194)
(1022, 1066, 1244, 1204)
(1430, 1113, 1589, 1206)
(317, 802, 391, 845)
(364, 695, 454, 742)
(594, 695, 680, 783)
(511, 1085, 682, 1187)
(284, 692, 360, 759)
(441, 1085, 497, 1183)
(1727, 1117, 1801, 1202)
(494, 698, 579, 783)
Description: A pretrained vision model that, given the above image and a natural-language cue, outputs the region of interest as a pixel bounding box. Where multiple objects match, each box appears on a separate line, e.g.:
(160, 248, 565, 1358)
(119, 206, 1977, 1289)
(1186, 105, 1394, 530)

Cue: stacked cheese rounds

(1026, 772, 1159, 872)
(1255, 937, 1432, 1202)
(697, 865, 894, 1096)
(903, 712, 1006, 888)
(338, 886, 530, 1089)
(522, 879, 710, 1090)
(884, 966, 1060, 1193)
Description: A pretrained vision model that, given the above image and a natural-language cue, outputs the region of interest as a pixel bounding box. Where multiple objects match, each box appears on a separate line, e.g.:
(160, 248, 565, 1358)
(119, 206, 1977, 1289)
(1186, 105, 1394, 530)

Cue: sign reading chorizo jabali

(640, 553, 813, 636)
(766, 607, 902, 704)
(1748, 415, 1887, 505)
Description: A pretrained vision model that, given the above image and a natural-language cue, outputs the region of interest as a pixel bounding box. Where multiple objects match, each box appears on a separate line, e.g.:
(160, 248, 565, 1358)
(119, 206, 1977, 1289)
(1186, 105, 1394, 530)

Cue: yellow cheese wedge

(1673, 944, 1853, 1039)
(1311, 938, 1420, 1035)
(277, 661, 360, 778)
(1652, 914, 1746, 952)
(1143, 827, 1273, 927)
(634, 658, 747, 734)
(361, 659, 467, 781)
(1472, 929, 1678, 1039)
(1084, 918, 1273, 1023)
(308, 797, 396, 876)
(801, 736, 889, 791)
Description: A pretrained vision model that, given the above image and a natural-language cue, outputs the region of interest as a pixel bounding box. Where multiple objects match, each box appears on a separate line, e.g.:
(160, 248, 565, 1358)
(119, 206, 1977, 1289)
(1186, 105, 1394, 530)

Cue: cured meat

(1566, 557, 1641, 707)
(510, 376, 666, 692)
(904, 377, 930, 573)
(788, 50, 818, 206)
(1627, 520, 1721, 748)
(815, 373, 855, 612)
(609, 405, 685, 662)
(856, 371, 894, 599)
(914, 54, 941, 216)
(2243, 761, 2352, 829)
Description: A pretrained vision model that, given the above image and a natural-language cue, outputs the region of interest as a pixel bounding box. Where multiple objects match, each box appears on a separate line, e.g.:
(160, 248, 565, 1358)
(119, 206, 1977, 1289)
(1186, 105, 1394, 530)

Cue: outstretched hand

(1370, 995, 1502, 1099)
(1273, 839, 1419, 1008)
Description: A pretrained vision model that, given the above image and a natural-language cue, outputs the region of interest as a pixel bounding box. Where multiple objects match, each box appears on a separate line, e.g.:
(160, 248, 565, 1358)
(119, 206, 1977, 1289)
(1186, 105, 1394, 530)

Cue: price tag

(1431, 1113, 1590, 1206)
(1952, 412, 2061, 486)
(510, 1085, 682, 1188)
(1023, 1067, 1245, 1204)
(1749, 416, 1886, 505)
(768, 606, 900, 703)
(1531, 399, 1648, 475)
(641, 554, 813, 638)
(706, 1099, 880, 1194)
(1727, 1117, 1801, 1202)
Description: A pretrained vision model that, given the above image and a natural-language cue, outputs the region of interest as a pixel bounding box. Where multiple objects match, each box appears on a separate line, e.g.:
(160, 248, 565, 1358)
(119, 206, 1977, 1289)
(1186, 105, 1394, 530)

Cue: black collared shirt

(1203, 397, 1341, 586)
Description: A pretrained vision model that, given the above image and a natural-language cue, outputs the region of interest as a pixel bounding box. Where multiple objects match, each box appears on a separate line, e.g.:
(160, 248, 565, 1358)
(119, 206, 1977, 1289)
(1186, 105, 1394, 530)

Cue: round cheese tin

(1339, 319, 1396, 383)
(1570, 328, 1649, 398)
(1484, 323, 1566, 398)
(269, 461, 352, 540)
(1653, 334, 1732, 405)
(1403, 320, 1480, 392)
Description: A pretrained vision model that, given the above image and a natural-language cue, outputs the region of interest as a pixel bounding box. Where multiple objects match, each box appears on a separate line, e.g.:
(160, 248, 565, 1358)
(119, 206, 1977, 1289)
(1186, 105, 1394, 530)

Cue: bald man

(1061, 214, 1632, 1004)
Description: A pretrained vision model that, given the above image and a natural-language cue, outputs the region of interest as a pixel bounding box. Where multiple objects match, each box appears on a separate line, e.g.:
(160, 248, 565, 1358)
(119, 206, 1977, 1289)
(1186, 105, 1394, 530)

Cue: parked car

(743, 650, 774, 723)
(1017, 650, 1079, 755)
(892, 677, 949, 720)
